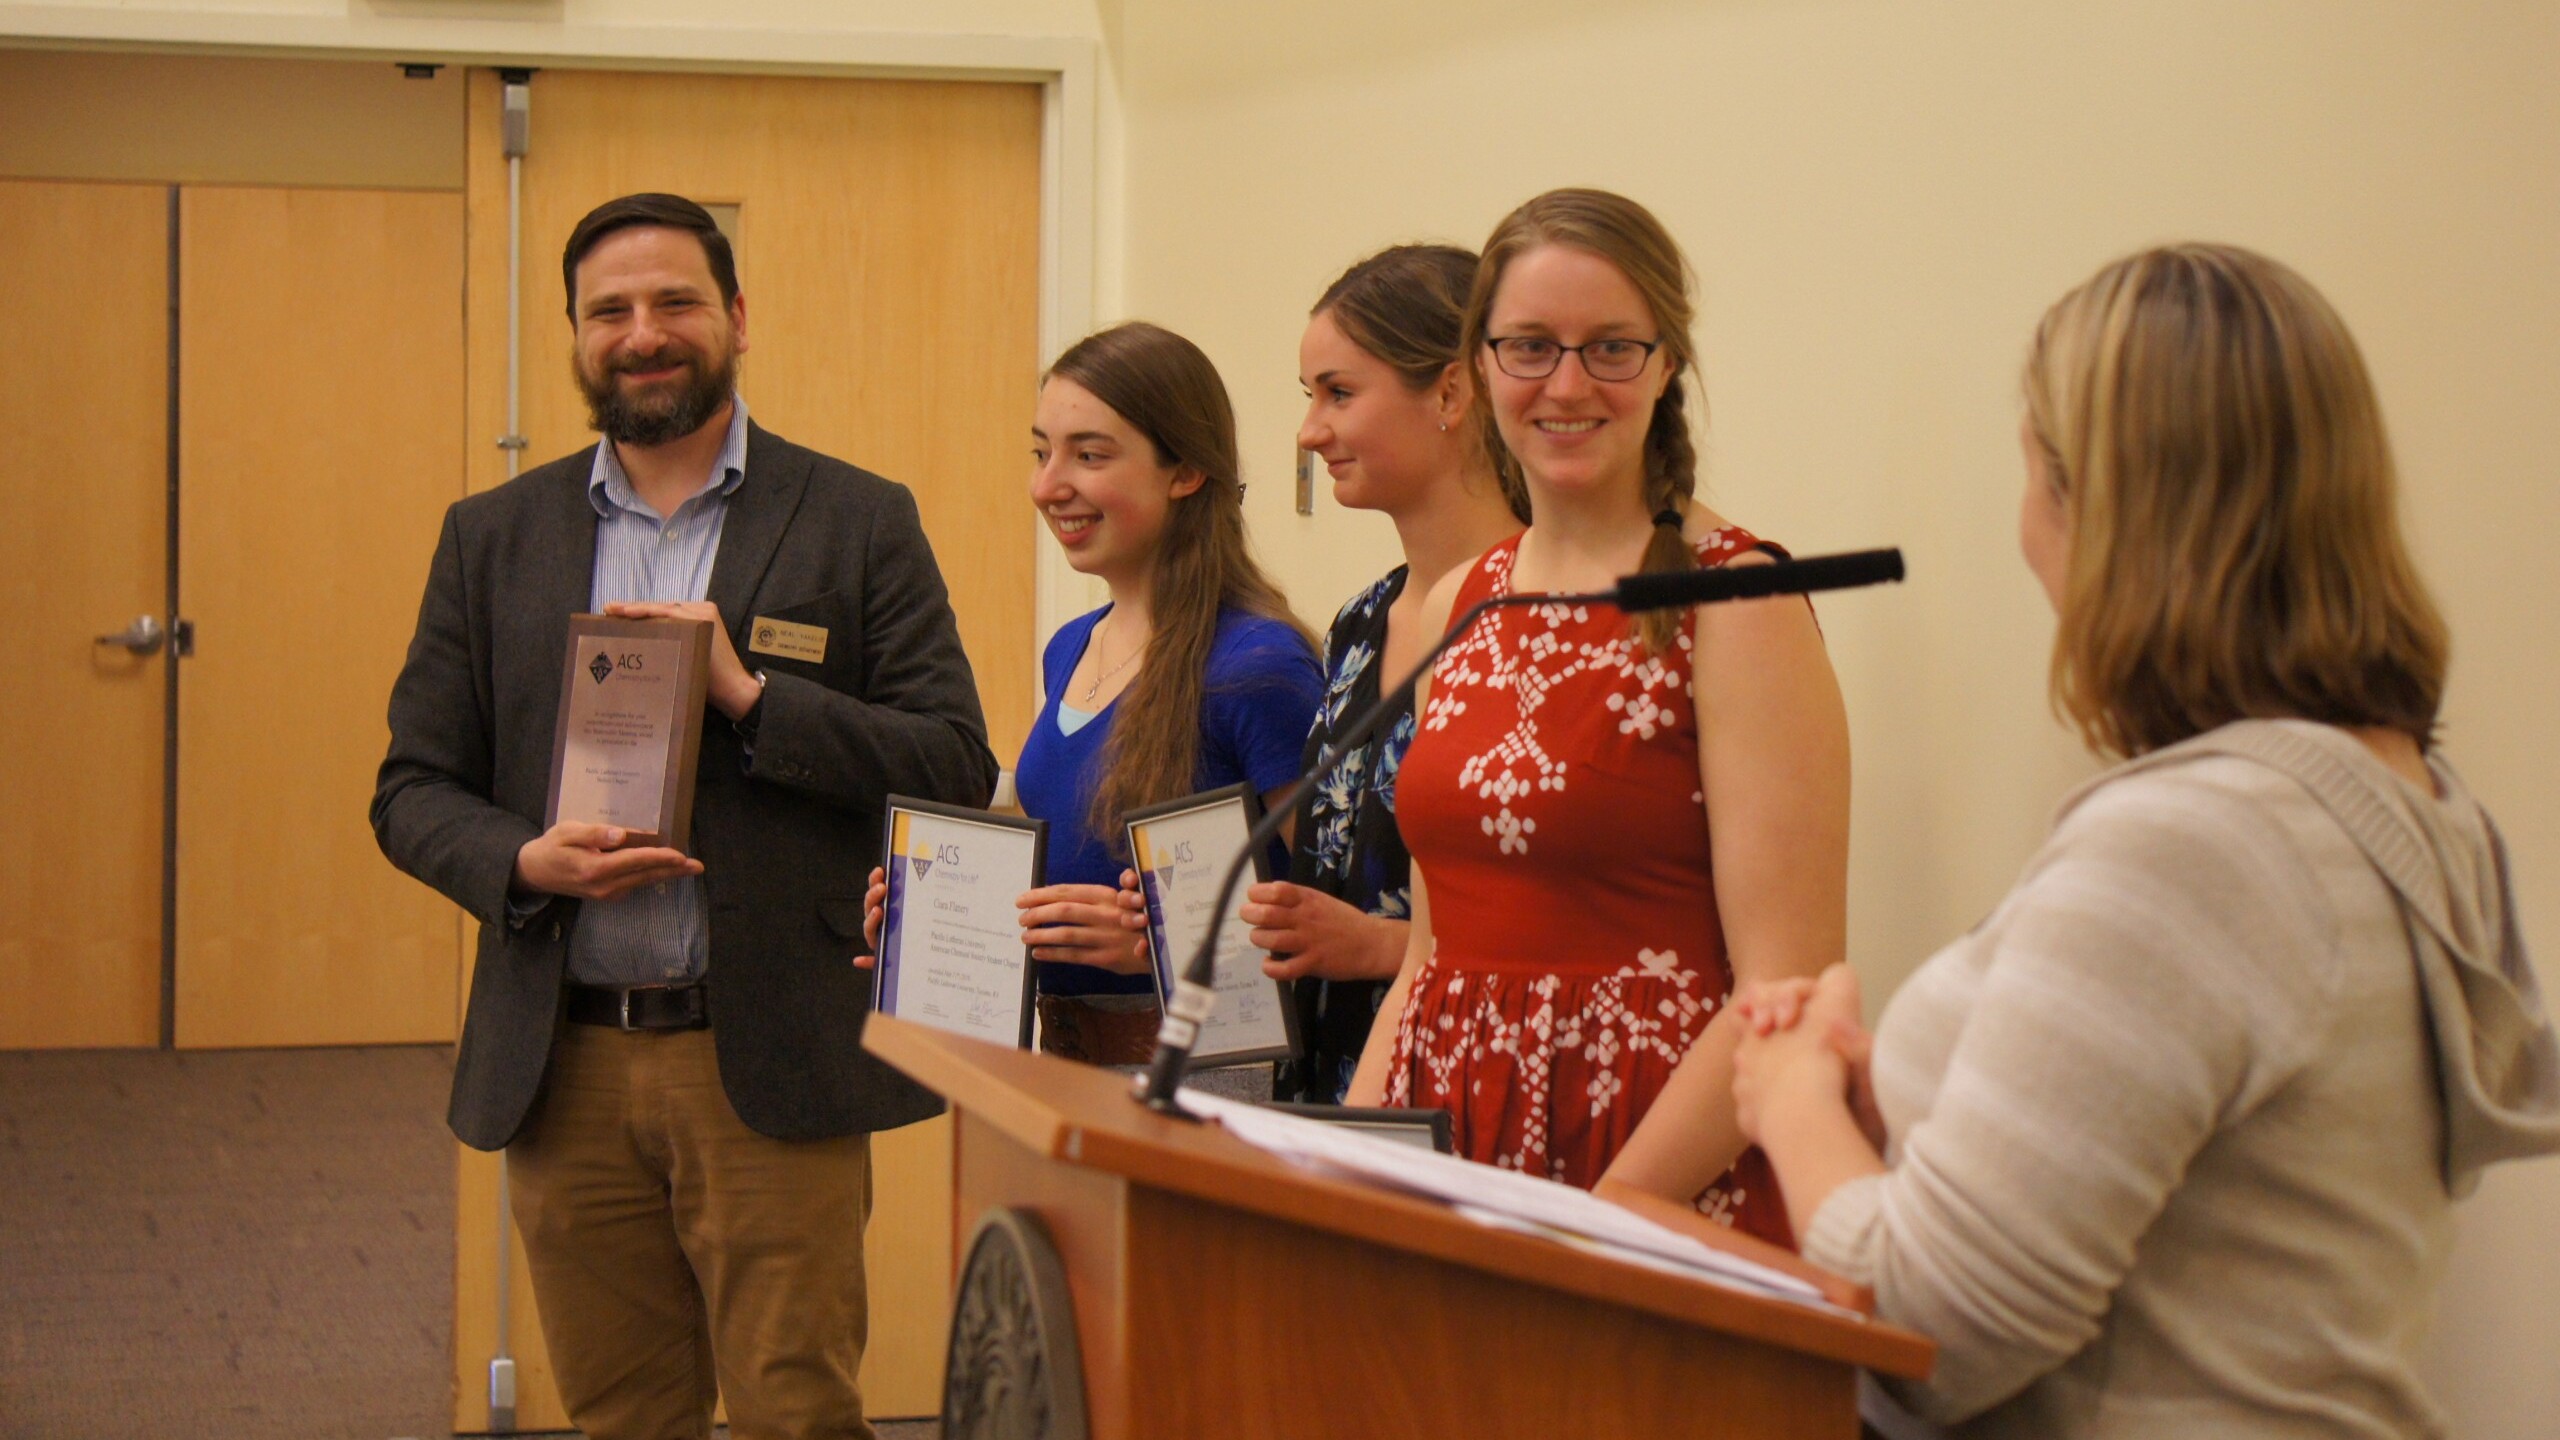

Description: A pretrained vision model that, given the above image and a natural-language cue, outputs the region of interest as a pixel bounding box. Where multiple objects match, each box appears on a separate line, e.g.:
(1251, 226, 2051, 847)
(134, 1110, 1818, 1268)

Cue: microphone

(1131, 546, 1906, 1115)
(1610, 547, 1905, 613)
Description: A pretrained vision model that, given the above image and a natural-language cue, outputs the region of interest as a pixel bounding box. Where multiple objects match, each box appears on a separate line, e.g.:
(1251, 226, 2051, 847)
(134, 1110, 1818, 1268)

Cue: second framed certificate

(1125, 784, 1303, 1068)
(874, 797, 1045, 1049)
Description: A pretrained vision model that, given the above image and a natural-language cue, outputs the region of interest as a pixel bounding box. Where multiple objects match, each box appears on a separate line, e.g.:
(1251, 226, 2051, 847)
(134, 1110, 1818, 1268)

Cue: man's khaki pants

(507, 1023, 876, 1440)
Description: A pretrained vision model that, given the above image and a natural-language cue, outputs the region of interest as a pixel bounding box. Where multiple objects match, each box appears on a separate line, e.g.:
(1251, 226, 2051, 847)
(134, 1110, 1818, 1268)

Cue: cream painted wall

(1107, 1, 2559, 1434)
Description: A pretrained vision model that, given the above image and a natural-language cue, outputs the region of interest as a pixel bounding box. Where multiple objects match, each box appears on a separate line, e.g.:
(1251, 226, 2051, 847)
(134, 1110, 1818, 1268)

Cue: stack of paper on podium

(1177, 1089, 1841, 1311)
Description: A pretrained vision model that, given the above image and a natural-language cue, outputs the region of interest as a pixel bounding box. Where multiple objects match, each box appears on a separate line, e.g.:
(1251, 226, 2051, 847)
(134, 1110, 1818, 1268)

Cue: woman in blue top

(869, 321, 1321, 1065)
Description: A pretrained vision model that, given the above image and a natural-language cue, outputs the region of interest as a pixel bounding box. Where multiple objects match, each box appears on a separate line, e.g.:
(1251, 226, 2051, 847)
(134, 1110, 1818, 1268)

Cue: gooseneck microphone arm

(1128, 585, 1582, 1115)
(1130, 547, 1905, 1116)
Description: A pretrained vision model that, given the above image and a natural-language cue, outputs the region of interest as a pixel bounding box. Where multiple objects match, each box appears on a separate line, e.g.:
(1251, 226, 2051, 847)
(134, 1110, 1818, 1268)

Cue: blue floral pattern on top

(1319, 639, 1372, 732)
(1374, 711, 1417, 827)
(1278, 568, 1418, 1101)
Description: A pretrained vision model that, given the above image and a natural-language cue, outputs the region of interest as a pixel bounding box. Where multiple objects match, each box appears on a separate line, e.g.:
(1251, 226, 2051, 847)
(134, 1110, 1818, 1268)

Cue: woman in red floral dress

(1344, 189, 1848, 1245)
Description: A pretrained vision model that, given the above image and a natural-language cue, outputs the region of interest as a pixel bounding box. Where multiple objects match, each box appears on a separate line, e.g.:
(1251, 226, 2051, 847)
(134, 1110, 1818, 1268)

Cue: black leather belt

(564, 983, 710, 1031)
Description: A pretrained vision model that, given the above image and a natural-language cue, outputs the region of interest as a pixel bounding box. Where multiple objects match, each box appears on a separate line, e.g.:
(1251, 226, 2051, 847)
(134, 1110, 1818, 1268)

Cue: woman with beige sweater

(1604, 243, 2560, 1436)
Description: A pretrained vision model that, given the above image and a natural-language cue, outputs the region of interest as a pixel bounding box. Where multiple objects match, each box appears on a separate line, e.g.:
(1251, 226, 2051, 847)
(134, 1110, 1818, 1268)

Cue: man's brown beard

(576, 343, 739, 447)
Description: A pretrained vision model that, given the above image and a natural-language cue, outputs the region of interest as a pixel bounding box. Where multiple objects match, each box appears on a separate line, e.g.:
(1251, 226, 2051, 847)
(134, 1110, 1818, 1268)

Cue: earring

(1438, 421, 1449, 433)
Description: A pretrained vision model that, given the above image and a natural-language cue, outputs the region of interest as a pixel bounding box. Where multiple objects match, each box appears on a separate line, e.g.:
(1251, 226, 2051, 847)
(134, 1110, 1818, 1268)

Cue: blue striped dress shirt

(564, 397, 750, 988)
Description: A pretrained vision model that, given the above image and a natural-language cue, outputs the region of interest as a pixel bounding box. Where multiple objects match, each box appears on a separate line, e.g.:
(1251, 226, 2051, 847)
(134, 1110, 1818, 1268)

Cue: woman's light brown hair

(2025, 243, 2448, 757)
(1044, 322, 1313, 844)
(1314, 243, 1531, 525)
(1461, 188, 1704, 652)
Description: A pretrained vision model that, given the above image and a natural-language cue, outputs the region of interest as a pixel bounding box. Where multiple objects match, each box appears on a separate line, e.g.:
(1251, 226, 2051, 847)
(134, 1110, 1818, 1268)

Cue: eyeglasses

(1484, 335, 1662, 382)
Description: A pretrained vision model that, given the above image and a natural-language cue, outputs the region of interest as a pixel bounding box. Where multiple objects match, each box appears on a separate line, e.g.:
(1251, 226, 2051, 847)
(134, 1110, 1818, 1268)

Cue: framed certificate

(874, 797, 1045, 1048)
(1125, 784, 1303, 1068)
(546, 614, 714, 851)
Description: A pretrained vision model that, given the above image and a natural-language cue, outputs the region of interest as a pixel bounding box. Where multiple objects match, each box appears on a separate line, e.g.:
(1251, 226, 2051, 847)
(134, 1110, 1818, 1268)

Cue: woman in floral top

(1246, 244, 1525, 1102)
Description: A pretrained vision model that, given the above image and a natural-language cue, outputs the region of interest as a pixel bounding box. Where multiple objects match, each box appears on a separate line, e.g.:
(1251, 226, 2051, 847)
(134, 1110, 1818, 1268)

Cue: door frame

(0, 8, 1103, 645)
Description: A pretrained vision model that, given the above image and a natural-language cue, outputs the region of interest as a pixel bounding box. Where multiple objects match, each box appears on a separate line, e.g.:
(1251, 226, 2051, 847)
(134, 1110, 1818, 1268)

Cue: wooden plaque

(545, 613, 713, 852)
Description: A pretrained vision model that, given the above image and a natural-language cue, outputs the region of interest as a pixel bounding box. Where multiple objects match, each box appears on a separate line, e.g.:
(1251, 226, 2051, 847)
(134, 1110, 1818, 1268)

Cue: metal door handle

(95, 614, 165, 656)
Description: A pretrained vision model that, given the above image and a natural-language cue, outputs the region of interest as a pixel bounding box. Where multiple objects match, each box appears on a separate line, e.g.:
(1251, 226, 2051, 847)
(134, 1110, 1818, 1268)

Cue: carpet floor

(0, 1045, 934, 1440)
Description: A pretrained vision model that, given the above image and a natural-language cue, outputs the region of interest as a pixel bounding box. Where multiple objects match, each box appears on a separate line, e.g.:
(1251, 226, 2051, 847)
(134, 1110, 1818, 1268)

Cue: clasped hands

(1731, 963, 1886, 1151)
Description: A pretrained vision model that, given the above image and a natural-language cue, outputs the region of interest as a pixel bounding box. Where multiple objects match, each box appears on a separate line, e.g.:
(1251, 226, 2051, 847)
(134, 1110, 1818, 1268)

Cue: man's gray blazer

(372, 423, 999, 1150)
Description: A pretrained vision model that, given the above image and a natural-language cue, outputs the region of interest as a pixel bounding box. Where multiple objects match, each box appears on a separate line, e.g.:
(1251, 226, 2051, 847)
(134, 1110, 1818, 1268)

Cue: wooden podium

(865, 1014, 1932, 1439)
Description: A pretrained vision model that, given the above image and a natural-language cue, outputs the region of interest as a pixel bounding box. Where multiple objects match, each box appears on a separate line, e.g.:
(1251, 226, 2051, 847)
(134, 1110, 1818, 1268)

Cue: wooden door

(451, 68, 1044, 1428)
(173, 185, 466, 1048)
(460, 67, 1042, 758)
(0, 180, 169, 1049)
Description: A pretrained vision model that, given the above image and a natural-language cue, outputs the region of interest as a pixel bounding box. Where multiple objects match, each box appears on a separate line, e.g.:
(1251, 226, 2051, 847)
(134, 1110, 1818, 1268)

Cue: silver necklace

(1079, 615, 1142, 702)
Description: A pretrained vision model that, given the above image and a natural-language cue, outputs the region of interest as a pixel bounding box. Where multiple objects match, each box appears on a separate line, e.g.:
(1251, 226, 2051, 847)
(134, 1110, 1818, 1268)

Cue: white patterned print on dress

(1386, 948, 1721, 1184)
(1426, 541, 1721, 860)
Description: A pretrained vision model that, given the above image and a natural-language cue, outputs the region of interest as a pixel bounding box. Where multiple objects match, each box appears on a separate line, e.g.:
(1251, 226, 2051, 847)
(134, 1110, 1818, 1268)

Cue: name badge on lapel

(748, 616, 828, 664)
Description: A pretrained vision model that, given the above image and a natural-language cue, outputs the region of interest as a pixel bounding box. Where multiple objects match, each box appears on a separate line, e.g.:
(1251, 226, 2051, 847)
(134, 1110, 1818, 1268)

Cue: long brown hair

(1046, 322, 1312, 841)
(1462, 188, 1704, 651)
(2025, 243, 2449, 757)
(1314, 244, 1530, 524)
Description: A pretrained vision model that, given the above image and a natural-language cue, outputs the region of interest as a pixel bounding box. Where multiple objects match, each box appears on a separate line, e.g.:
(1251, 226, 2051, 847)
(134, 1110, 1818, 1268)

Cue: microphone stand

(1130, 547, 1904, 1116)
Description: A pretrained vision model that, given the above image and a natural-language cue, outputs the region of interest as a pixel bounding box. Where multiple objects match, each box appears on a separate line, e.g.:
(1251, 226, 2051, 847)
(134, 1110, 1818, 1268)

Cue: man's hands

(602, 600, 762, 720)
(1242, 881, 1406, 982)
(504, 605, 736, 909)
(512, 821, 701, 903)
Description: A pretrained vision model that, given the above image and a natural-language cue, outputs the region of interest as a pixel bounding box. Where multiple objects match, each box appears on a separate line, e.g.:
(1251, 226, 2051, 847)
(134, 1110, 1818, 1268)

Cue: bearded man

(373, 193, 996, 1440)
